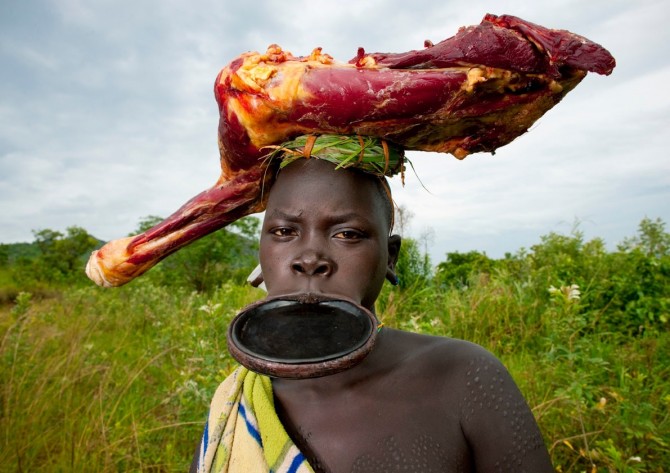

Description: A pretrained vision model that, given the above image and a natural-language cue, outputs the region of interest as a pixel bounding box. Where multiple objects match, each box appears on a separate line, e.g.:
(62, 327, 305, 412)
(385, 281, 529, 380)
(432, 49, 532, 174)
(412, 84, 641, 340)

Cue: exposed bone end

(85, 251, 108, 287)
(85, 250, 110, 287)
(85, 166, 270, 288)
(85, 236, 148, 287)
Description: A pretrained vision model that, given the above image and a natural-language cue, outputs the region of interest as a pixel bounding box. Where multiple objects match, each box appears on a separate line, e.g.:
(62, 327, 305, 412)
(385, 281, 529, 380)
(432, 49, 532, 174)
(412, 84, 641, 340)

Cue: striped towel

(197, 366, 314, 473)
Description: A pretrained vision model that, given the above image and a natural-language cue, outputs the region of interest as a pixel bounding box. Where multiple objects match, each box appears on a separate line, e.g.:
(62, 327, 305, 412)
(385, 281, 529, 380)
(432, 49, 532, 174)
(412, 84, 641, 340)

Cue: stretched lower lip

(271, 291, 341, 304)
(270, 287, 356, 305)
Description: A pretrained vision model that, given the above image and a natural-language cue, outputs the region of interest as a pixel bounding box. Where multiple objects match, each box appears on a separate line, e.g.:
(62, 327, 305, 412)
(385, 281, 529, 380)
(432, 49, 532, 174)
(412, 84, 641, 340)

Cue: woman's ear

(386, 234, 401, 285)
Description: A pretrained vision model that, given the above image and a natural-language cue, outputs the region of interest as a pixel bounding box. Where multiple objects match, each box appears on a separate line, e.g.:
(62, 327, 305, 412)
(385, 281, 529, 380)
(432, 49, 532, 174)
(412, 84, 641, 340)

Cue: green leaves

(265, 134, 405, 178)
(9, 226, 101, 286)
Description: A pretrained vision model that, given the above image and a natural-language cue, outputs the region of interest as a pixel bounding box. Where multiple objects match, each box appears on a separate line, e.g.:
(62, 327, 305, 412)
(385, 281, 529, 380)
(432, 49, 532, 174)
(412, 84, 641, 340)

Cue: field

(1, 218, 669, 472)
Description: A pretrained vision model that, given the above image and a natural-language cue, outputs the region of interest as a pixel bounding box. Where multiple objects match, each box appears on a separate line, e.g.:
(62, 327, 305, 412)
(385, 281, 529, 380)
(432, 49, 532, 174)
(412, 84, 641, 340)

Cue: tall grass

(1, 274, 668, 471)
(1, 281, 262, 472)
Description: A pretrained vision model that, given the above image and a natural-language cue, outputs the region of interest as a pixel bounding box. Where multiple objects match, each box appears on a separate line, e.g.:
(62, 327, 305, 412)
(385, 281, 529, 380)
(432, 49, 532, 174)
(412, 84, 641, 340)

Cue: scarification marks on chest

(351, 434, 465, 473)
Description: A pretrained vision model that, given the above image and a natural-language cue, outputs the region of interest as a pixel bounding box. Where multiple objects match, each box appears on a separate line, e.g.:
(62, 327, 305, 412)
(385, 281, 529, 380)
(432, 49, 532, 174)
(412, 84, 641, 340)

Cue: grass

(0, 281, 263, 472)
(1, 275, 668, 472)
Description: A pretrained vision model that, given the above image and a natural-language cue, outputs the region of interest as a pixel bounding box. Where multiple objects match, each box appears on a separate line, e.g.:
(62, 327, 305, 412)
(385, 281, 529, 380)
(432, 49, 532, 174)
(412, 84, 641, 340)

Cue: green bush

(434, 250, 496, 289)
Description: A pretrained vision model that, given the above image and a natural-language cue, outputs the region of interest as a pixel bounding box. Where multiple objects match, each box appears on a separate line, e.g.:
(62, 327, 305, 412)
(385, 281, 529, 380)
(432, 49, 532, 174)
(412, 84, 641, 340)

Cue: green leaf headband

(264, 134, 406, 181)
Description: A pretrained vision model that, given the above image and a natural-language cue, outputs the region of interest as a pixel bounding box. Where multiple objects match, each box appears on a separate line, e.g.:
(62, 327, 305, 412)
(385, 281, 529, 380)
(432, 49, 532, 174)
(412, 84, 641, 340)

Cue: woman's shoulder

(386, 329, 517, 395)
(373, 330, 554, 471)
(386, 328, 505, 371)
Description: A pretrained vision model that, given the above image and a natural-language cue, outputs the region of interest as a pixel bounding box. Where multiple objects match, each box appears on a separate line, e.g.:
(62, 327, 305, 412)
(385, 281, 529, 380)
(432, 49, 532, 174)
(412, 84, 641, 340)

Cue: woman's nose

(291, 250, 334, 277)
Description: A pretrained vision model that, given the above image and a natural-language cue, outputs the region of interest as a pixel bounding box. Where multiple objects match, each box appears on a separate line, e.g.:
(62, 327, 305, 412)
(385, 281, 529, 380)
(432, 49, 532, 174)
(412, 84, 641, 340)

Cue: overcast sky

(1, 0, 668, 263)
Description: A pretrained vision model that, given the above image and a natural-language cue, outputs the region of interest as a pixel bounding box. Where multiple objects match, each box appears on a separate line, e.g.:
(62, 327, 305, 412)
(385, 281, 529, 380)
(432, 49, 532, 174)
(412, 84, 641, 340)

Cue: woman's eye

(271, 227, 296, 237)
(334, 230, 364, 240)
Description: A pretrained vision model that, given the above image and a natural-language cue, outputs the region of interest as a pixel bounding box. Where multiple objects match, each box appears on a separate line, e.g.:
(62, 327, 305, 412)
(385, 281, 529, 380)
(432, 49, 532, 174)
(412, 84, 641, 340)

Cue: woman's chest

(276, 391, 472, 473)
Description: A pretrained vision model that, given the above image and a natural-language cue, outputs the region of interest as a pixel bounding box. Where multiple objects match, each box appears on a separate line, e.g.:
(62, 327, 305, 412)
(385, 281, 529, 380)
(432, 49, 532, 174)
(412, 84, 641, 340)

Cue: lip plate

(227, 294, 378, 379)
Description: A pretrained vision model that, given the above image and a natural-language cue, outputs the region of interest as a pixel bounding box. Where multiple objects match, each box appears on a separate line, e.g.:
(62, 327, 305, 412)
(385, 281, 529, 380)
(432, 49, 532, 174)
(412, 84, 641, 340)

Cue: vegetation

(1, 217, 668, 472)
(128, 216, 261, 292)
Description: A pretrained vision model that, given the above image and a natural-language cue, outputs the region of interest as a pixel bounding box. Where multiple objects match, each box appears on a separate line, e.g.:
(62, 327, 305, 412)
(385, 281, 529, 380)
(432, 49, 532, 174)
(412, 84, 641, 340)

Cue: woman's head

(259, 158, 400, 310)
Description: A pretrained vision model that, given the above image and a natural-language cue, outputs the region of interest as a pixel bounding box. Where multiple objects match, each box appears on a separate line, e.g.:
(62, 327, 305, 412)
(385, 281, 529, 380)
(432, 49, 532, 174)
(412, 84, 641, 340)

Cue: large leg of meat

(86, 13, 614, 287)
(86, 166, 269, 287)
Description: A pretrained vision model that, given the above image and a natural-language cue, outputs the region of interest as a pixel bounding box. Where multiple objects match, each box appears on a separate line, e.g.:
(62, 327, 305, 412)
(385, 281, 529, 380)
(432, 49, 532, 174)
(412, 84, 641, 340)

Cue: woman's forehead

(266, 160, 389, 222)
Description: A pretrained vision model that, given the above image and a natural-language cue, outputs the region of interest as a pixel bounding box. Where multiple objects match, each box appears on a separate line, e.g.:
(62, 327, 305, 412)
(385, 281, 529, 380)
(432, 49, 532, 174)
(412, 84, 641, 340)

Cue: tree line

(391, 216, 669, 335)
(2, 216, 669, 334)
(0, 216, 261, 299)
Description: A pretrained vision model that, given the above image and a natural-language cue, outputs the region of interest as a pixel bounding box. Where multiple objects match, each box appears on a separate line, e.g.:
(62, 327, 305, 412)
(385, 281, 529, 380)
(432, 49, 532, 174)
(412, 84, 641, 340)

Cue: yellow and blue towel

(197, 367, 314, 473)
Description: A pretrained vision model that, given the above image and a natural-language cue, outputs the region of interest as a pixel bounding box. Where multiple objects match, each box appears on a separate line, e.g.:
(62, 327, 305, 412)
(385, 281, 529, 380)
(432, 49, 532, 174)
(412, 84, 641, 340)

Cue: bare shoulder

(375, 329, 518, 419)
(380, 329, 554, 472)
(381, 328, 504, 377)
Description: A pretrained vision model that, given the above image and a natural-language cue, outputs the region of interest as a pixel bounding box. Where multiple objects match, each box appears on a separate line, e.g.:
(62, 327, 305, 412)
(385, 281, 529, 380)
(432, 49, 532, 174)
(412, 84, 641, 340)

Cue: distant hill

(0, 241, 41, 265)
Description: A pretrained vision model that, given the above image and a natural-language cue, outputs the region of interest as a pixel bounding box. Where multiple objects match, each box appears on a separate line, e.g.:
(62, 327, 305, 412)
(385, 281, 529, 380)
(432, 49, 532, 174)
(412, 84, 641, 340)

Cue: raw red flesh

(355, 14, 615, 76)
(86, 13, 615, 287)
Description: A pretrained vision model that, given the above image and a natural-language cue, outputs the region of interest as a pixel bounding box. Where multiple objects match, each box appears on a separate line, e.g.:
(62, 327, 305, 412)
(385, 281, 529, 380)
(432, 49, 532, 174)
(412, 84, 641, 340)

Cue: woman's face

(259, 159, 399, 311)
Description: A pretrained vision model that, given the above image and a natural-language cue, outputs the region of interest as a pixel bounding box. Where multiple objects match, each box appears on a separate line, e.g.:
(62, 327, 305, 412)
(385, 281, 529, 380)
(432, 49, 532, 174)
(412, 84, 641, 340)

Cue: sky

(1, 0, 669, 264)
